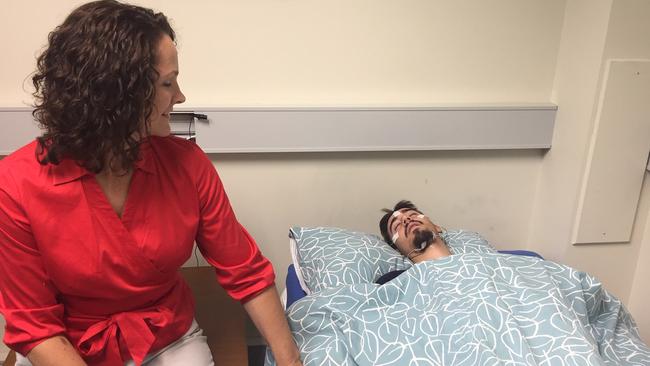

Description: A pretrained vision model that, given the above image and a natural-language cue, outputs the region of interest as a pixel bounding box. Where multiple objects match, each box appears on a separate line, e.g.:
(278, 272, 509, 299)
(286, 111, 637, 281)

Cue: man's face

(387, 208, 440, 256)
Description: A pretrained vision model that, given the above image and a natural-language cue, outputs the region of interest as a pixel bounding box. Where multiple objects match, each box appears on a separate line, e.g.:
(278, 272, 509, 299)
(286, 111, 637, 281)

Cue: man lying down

(270, 200, 650, 365)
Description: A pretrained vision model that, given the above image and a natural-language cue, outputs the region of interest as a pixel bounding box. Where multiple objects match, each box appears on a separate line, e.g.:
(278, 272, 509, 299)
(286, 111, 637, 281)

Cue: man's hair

(32, 0, 175, 173)
(379, 200, 422, 249)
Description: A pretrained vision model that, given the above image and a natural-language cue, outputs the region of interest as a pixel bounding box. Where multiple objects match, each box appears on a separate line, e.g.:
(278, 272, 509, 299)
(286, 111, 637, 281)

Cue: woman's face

(148, 35, 186, 137)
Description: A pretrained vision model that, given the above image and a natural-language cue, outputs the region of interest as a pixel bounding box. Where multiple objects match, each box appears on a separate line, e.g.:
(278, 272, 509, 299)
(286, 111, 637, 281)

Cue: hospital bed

(268, 226, 650, 366)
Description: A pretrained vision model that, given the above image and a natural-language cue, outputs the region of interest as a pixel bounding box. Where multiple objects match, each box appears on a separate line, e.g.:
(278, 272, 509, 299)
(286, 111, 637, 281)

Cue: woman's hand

(283, 359, 303, 366)
(27, 335, 87, 366)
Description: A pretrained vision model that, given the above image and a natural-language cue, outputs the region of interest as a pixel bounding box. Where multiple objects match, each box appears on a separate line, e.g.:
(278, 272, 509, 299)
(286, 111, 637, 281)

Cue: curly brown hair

(32, 0, 175, 173)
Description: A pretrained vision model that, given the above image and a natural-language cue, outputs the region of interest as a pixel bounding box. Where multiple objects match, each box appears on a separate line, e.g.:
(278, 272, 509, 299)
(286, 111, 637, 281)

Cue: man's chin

(412, 229, 436, 251)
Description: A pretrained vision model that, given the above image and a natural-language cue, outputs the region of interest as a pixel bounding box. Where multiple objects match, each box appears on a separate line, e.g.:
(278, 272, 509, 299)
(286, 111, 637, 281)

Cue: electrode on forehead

(392, 211, 402, 218)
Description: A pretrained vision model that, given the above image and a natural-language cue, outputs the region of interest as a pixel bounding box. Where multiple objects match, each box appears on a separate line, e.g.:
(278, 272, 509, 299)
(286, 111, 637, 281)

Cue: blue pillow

(290, 227, 411, 293)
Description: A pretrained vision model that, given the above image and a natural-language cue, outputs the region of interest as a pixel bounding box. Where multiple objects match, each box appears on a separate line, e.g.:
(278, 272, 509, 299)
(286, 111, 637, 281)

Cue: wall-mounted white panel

(573, 60, 650, 244)
(0, 106, 556, 155)
(191, 106, 556, 153)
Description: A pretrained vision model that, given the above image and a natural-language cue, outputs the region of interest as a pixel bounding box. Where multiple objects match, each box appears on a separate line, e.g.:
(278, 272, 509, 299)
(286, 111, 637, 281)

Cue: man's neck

(409, 240, 451, 263)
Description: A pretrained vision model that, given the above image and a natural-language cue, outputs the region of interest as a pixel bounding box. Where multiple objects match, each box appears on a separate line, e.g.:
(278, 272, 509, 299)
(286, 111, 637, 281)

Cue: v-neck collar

(83, 172, 139, 226)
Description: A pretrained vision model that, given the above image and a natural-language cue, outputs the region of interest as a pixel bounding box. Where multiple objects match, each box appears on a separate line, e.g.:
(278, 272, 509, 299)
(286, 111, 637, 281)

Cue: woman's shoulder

(148, 136, 203, 157)
(0, 140, 45, 192)
(0, 140, 42, 174)
(147, 136, 211, 172)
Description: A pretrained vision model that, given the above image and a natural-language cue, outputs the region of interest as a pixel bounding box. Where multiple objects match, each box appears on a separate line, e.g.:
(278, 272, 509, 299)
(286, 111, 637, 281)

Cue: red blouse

(0, 136, 275, 365)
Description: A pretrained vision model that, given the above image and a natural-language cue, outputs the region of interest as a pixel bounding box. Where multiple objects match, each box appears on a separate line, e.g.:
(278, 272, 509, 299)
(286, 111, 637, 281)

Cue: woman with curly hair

(0, 1, 301, 365)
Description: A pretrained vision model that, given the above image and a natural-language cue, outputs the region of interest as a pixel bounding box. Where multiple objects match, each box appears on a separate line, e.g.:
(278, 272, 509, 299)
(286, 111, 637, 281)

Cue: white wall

(527, 0, 614, 274)
(606, 0, 650, 345)
(1, 0, 566, 107)
(527, 0, 650, 340)
(215, 149, 544, 281)
(599, 2, 650, 340)
(629, 187, 650, 344)
(0, 0, 567, 273)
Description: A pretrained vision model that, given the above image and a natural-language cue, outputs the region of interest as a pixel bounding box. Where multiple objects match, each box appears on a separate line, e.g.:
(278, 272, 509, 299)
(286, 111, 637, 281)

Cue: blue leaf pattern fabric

(440, 230, 497, 255)
(267, 253, 650, 365)
(291, 227, 411, 293)
(291, 227, 496, 293)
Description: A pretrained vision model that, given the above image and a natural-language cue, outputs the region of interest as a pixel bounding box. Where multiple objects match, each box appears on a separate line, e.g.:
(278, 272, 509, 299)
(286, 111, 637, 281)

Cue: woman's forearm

(27, 335, 87, 366)
(243, 286, 301, 366)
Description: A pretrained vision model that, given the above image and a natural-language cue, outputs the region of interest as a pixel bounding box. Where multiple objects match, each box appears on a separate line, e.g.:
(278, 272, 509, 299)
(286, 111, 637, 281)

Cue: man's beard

(411, 228, 436, 251)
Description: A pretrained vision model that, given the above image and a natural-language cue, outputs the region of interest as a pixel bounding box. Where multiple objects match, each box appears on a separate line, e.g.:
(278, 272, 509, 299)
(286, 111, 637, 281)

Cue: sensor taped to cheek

(390, 211, 402, 243)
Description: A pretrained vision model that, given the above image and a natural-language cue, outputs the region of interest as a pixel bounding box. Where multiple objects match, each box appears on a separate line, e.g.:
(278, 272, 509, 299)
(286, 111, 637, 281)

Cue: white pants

(16, 319, 214, 366)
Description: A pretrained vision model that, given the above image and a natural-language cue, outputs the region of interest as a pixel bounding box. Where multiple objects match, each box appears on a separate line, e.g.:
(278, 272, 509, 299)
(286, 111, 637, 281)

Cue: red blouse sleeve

(191, 146, 275, 303)
(0, 174, 66, 355)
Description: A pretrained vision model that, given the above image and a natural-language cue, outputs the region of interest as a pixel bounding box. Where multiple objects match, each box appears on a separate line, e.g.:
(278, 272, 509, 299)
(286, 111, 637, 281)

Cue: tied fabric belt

(76, 308, 173, 366)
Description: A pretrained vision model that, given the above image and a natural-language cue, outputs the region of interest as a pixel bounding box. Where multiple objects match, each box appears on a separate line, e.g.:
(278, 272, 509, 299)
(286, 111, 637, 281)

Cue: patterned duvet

(266, 253, 650, 365)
